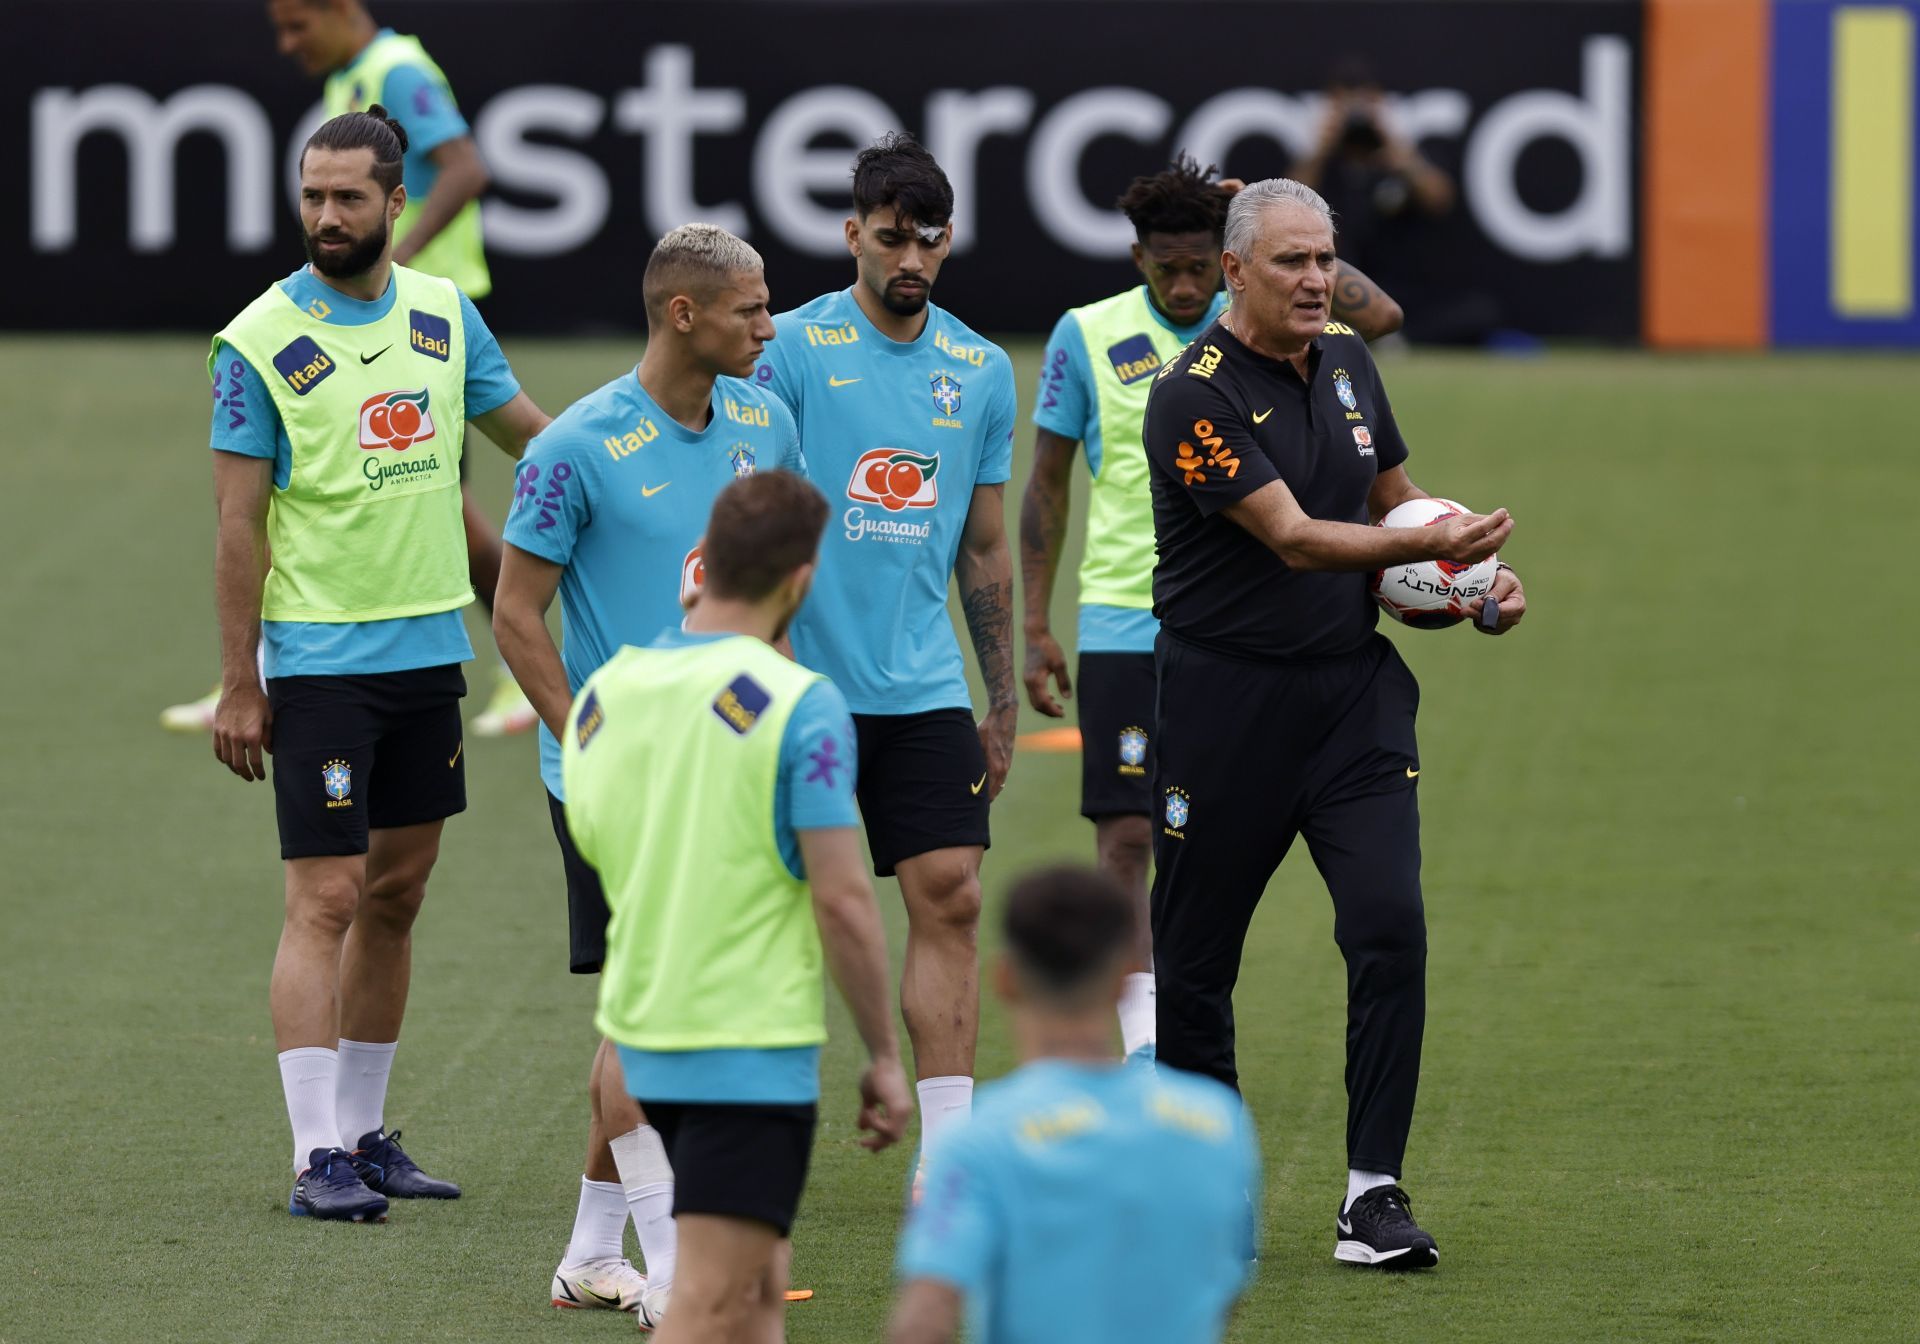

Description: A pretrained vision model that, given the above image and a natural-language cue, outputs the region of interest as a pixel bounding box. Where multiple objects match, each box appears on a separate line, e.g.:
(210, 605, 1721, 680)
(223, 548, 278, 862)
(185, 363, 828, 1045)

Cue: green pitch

(1, 336, 1913, 1342)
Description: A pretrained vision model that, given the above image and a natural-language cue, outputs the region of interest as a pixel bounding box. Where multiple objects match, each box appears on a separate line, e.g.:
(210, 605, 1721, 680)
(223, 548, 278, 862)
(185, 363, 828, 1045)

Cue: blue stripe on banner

(1771, 0, 1920, 345)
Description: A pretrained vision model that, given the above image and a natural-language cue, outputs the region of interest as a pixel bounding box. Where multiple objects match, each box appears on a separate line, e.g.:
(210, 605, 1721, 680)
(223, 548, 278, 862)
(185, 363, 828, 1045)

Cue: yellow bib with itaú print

(211, 265, 471, 623)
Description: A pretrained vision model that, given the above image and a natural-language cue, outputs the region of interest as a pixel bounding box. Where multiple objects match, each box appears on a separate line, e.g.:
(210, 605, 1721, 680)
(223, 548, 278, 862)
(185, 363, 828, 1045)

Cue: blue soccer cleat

(290, 1147, 389, 1222)
(348, 1128, 461, 1199)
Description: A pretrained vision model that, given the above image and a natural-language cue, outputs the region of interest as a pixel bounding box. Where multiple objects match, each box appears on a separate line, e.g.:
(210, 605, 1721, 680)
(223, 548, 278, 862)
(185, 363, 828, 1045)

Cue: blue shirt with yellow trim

(502, 367, 803, 799)
(897, 1059, 1259, 1344)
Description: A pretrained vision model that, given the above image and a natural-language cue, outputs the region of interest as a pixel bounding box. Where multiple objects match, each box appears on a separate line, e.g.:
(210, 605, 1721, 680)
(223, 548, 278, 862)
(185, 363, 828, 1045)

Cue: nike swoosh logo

(828, 376, 862, 387)
(969, 772, 987, 796)
(577, 1284, 622, 1306)
(1405, 767, 1418, 778)
(360, 345, 392, 365)
(448, 741, 463, 768)
(1338, 1217, 1353, 1235)
(1252, 407, 1274, 423)
(641, 482, 671, 498)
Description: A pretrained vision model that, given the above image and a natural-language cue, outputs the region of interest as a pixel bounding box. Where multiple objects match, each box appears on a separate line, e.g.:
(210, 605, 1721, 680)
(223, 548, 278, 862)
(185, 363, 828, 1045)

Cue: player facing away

(563, 473, 912, 1344)
(1020, 155, 1406, 1064)
(888, 867, 1260, 1344)
(755, 135, 1019, 1185)
(208, 109, 549, 1221)
(1143, 179, 1526, 1267)
(492, 224, 803, 1324)
(165, 0, 528, 735)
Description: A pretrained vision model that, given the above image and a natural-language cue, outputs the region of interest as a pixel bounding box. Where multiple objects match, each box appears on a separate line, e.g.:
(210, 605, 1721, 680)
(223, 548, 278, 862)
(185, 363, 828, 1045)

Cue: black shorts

(1077, 651, 1157, 820)
(852, 708, 991, 877)
(637, 1101, 817, 1237)
(548, 791, 611, 975)
(266, 664, 467, 860)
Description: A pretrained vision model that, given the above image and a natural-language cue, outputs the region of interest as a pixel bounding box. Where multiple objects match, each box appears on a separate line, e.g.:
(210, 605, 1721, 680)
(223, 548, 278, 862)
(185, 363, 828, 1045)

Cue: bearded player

(1020, 155, 1404, 1063)
(754, 134, 1018, 1189)
(167, 0, 531, 735)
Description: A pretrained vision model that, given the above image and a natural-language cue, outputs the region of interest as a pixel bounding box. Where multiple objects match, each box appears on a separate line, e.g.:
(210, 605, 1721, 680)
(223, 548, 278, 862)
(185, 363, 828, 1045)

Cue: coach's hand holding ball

(1371, 498, 1523, 633)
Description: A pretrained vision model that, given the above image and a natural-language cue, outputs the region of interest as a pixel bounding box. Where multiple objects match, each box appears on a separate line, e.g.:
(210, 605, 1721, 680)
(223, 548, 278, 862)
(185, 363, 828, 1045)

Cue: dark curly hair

(1115, 152, 1232, 243)
(302, 103, 409, 194)
(850, 131, 953, 228)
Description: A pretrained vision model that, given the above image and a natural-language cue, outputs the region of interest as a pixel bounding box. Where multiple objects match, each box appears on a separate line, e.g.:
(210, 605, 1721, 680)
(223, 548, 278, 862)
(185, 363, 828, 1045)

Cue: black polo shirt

(1144, 320, 1409, 661)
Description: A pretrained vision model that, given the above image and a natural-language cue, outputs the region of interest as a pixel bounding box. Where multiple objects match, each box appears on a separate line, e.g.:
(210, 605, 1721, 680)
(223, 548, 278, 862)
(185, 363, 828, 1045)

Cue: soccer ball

(1371, 497, 1498, 629)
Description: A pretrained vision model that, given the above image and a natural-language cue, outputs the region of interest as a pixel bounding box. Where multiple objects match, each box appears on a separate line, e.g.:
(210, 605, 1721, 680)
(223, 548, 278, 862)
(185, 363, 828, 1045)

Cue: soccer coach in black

(1143, 178, 1525, 1270)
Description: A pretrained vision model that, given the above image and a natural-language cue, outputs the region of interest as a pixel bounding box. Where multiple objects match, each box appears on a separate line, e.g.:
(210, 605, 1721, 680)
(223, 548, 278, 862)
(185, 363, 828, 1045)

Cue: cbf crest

(930, 372, 963, 417)
(1163, 787, 1191, 836)
(1333, 369, 1358, 412)
(729, 443, 757, 477)
(322, 759, 353, 810)
(1118, 726, 1148, 777)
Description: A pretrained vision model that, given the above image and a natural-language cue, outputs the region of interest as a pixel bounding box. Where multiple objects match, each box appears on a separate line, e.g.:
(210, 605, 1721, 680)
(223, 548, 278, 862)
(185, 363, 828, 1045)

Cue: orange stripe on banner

(1644, 0, 1770, 347)
(1017, 727, 1083, 753)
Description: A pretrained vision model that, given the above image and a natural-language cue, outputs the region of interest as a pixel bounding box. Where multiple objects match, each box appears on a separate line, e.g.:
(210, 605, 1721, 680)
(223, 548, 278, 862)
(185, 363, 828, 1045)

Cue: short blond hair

(642, 223, 764, 326)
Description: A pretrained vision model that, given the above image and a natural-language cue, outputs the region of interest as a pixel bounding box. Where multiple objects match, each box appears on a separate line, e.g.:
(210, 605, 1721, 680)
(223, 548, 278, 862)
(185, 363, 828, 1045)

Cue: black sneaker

(348, 1128, 461, 1199)
(1334, 1184, 1438, 1269)
(290, 1147, 389, 1222)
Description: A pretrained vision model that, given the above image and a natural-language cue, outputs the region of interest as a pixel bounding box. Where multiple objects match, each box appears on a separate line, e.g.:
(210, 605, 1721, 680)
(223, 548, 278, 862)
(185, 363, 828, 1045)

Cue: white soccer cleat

(635, 1284, 670, 1333)
(551, 1257, 648, 1312)
(159, 686, 221, 733)
(472, 672, 539, 737)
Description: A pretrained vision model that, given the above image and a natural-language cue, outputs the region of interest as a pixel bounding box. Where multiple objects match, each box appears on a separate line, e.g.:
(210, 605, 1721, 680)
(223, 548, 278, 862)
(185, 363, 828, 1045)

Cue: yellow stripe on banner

(1832, 6, 1915, 317)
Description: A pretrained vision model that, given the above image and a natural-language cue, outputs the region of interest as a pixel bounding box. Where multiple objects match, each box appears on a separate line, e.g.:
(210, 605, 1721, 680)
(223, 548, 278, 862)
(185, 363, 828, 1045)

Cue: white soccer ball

(1371, 497, 1498, 629)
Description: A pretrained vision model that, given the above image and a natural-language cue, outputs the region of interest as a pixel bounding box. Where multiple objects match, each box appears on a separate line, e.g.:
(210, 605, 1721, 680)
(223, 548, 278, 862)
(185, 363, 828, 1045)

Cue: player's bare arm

(469, 391, 550, 460)
(491, 544, 571, 737)
(212, 451, 274, 782)
(799, 827, 913, 1151)
(1369, 465, 1527, 633)
(391, 135, 489, 266)
(957, 482, 1018, 798)
(1332, 261, 1405, 341)
(1018, 428, 1079, 717)
(1224, 475, 1511, 571)
(886, 1279, 963, 1344)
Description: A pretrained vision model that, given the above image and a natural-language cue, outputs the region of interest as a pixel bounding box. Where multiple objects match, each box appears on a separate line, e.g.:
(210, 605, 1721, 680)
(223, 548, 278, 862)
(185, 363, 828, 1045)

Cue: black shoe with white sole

(1334, 1184, 1439, 1269)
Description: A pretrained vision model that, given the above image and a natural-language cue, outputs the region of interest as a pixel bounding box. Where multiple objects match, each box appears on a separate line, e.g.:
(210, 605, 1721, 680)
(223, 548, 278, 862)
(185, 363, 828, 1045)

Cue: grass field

(2, 334, 1916, 1343)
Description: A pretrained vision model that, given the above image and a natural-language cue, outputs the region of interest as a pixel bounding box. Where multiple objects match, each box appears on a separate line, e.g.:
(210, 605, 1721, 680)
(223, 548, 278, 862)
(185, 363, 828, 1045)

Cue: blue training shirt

(337, 29, 471, 204)
(502, 366, 803, 799)
(1033, 288, 1228, 655)
(897, 1060, 1260, 1344)
(756, 288, 1016, 716)
(614, 627, 859, 1106)
(209, 266, 520, 677)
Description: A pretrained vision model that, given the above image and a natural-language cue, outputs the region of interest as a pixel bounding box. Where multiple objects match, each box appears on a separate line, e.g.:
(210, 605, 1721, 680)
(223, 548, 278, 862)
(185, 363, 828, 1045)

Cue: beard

(880, 278, 930, 317)
(303, 214, 390, 280)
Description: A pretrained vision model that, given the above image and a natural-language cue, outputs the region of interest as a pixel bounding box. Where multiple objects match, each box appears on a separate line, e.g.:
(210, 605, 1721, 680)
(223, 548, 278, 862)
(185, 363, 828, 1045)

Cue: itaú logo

(846, 448, 938, 512)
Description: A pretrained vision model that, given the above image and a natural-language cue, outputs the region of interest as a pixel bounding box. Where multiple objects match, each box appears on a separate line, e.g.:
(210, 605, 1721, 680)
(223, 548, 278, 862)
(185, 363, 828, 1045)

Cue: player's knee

(1097, 814, 1153, 879)
(361, 862, 431, 927)
(1334, 895, 1427, 960)
(286, 874, 362, 938)
(914, 871, 983, 937)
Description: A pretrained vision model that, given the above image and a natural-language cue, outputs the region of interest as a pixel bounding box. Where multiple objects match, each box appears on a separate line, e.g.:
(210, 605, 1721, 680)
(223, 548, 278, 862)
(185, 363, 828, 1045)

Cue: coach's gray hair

(1222, 179, 1335, 258)
(643, 223, 765, 323)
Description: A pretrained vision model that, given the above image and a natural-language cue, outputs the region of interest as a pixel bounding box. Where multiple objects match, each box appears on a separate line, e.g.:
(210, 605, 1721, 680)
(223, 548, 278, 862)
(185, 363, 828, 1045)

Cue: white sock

(335, 1038, 398, 1147)
(277, 1046, 341, 1173)
(1344, 1169, 1397, 1213)
(563, 1177, 629, 1266)
(1118, 972, 1157, 1056)
(916, 1076, 975, 1163)
(610, 1125, 676, 1291)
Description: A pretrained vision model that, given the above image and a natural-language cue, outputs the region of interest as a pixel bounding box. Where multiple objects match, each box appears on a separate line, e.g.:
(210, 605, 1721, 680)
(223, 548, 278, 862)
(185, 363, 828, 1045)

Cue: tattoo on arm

(1334, 271, 1373, 319)
(1331, 262, 1404, 340)
(962, 579, 1017, 712)
(1019, 472, 1069, 626)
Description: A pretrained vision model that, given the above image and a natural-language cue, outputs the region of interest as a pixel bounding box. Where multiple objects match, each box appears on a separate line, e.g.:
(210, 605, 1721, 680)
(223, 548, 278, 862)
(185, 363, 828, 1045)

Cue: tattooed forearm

(961, 578, 1018, 712)
(1020, 432, 1078, 632)
(1332, 261, 1405, 341)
